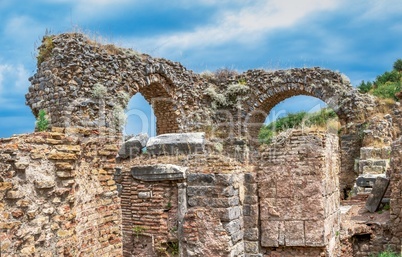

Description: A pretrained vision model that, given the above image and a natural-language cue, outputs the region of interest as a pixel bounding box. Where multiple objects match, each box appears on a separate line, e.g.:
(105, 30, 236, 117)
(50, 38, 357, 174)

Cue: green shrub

(393, 59, 402, 72)
(113, 105, 126, 129)
(358, 80, 373, 93)
(36, 109, 49, 132)
(372, 81, 401, 100)
(258, 108, 338, 144)
(375, 249, 400, 257)
(91, 83, 107, 98)
(357, 59, 402, 100)
(37, 36, 54, 66)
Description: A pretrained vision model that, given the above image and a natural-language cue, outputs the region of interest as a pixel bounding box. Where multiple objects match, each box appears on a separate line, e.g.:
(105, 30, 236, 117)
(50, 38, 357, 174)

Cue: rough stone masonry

(0, 32, 401, 256)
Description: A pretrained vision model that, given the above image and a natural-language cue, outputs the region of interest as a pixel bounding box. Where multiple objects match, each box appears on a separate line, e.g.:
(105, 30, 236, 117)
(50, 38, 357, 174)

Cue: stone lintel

(131, 164, 187, 181)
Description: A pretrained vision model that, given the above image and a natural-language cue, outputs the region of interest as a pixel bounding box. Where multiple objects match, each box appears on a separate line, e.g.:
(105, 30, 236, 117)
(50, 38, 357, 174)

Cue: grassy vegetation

(258, 108, 338, 144)
(358, 59, 402, 100)
(36, 109, 49, 132)
(37, 35, 55, 66)
(372, 249, 401, 257)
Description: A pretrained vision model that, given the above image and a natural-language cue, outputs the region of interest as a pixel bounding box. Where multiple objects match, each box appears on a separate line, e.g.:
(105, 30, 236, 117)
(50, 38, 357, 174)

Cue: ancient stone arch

(241, 68, 376, 141)
(26, 33, 377, 140)
(2, 32, 400, 257)
(26, 33, 208, 135)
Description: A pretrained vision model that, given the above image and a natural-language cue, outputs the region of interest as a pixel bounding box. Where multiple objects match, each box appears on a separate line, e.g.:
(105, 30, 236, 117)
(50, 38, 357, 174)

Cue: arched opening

(122, 81, 180, 137)
(124, 92, 156, 138)
(258, 95, 340, 145)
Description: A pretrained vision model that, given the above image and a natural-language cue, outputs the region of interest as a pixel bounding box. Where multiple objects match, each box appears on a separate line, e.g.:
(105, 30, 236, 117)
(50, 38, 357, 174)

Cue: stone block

(131, 164, 186, 181)
(214, 206, 242, 221)
(138, 191, 151, 199)
(244, 228, 259, 241)
(261, 220, 279, 247)
(244, 241, 259, 253)
(0, 182, 13, 191)
(34, 180, 56, 189)
(187, 173, 216, 186)
(215, 174, 235, 186)
(244, 173, 256, 183)
(5, 190, 24, 199)
(305, 220, 325, 246)
(366, 177, 390, 212)
(356, 174, 386, 187)
(284, 220, 305, 246)
(186, 186, 215, 197)
(146, 132, 205, 155)
(211, 196, 239, 208)
(118, 133, 148, 159)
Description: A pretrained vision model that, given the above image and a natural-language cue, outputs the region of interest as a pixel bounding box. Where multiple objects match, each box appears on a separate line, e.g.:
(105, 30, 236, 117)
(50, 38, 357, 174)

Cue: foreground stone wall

(389, 136, 402, 251)
(118, 154, 248, 257)
(257, 131, 340, 256)
(0, 128, 122, 256)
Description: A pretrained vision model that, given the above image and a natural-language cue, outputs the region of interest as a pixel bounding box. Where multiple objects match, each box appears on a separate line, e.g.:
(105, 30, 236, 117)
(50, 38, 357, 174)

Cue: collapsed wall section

(257, 131, 340, 257)
(0, 128, 122, 256)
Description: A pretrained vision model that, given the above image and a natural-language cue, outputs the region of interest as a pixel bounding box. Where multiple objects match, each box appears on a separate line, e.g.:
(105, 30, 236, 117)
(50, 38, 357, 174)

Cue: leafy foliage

(258, 108, 337, 144)
(37, 36, 54, 66)
(357, 59, 402, 100)
(36, 109, 49, 132)
(393, 58, 402, 71)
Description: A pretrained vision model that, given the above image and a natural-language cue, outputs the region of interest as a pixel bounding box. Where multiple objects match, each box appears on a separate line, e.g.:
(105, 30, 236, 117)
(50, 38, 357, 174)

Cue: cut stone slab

(356, 174, 386, 187)
(365, 177, 390, 213)
(131, 164, 187, 181)
(146, 132, 205, 155)
(118, 133, 148, 159)
(340, 205, 352, 214)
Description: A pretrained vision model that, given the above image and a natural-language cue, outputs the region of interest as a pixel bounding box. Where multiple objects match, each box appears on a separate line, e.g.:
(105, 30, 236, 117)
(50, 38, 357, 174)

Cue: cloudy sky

(1, 0, 402, 138)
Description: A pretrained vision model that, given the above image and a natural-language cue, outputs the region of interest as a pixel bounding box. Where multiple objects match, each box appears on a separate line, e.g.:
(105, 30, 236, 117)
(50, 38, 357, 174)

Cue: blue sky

(1, 0, 402, 138)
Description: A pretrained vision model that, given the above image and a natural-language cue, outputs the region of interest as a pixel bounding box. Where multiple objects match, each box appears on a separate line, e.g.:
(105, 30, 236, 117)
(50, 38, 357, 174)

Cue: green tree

(358, 80, 373, 93)
(357, 58, 402, 100)
(393, 58, 402, 72)
(36, 109, 49, 131)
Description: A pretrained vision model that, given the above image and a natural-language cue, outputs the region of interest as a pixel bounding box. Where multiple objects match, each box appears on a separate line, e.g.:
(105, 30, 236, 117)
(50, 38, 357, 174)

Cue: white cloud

(0, 63, 30, 99)
(125, 0, 340, 54)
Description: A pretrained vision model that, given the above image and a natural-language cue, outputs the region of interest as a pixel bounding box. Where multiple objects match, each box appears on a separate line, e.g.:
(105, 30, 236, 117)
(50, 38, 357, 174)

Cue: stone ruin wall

(257, 131, 340, 256)
(112, 130, 342, 257)
(25, 33, 380, 193)
(0, 128, 122, 256)
(1, 32, 402, 256)
(117, 153, 248, 257)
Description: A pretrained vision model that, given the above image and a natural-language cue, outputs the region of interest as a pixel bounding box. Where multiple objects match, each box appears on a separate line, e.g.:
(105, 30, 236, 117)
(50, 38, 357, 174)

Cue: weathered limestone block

(366, 177, 390, 212)
(261, 220, 280, 247)
(131, 164, 187, 181)
(48, 150, 77, 160)
(34, 180, 56, 189)
(146, 132, 205, 155)
(182, 207, 232, 257)
(118, 133, 148, 159)
(360, 146, 391, 160)
(356, 173, 386, 187)
(284, 221, 305, 246)
(0, 182, 13, 191)
(5, 190, 24, 199)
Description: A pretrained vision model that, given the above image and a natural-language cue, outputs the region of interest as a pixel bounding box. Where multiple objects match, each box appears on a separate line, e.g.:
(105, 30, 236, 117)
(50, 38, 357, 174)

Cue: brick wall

(0, 128, 122, 256)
